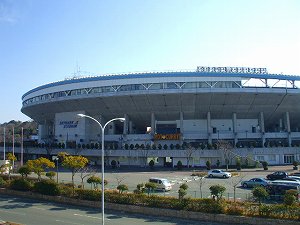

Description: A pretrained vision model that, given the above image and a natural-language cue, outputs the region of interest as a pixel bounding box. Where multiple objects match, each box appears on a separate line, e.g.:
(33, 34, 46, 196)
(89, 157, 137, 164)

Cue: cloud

(0, 0, 18, 23)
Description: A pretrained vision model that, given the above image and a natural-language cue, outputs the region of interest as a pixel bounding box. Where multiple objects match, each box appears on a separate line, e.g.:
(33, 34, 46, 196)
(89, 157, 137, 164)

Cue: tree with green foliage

(145, 182, 157, 196)
(18, 166, 31, 178)
(178, 188, 187, 200)
(252, 186, 268, 204)
(7, 153, 17, 176)
(209, 184, 226, 201)
(179, 183, 188, 190)
(149, 160, 155, 169)
(26, 157, 55, 181)
(177, 161, 183, 170)
(45, 171, 56, 180)
(117, 184, 129, 193)
(60, 154, 88, 186)
(206, 160, 211, 170)
(87, 175, 101, 189)
(87, 175, 107, 190)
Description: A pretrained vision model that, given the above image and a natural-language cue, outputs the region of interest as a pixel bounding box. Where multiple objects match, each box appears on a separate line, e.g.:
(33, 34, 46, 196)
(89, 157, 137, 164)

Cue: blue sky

(0, 0, 299, 123)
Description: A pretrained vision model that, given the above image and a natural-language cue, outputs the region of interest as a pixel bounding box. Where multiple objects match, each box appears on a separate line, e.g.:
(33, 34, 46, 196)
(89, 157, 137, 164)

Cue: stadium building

(21, 66, 300, 167)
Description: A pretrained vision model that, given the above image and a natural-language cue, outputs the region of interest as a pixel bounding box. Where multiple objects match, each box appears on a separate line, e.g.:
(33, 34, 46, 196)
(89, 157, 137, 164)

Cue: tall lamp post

(77, 114, 125, 225)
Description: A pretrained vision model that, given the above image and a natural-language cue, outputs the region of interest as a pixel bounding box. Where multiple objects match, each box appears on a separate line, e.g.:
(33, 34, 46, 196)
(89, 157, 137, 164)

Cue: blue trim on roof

(22, 71, 300, 99)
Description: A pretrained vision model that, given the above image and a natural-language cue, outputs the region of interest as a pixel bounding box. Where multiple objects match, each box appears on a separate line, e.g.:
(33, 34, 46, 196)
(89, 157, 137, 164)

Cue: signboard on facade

(196, 66, 268, 74)
(154, 133, 180, 140)
(59, 120, 79, 128)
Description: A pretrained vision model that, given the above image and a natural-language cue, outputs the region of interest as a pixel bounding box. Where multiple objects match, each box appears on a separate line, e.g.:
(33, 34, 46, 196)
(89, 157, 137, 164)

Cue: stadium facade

(21, 66, 300, 167)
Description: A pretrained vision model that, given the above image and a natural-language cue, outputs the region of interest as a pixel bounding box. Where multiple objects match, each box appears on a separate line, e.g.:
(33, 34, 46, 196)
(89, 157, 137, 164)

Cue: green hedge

(10, 179, 32, 191)
(34, 180, 60, 196)
(74, 189, 226, 214)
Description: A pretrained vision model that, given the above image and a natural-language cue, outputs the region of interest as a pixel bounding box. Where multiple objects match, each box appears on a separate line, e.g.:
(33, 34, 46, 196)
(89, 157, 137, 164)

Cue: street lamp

(77, 113, 125, 225)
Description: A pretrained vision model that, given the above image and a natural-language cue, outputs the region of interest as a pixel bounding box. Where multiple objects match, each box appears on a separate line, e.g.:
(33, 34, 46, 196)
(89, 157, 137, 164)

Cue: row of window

(23, 81, 241, 106)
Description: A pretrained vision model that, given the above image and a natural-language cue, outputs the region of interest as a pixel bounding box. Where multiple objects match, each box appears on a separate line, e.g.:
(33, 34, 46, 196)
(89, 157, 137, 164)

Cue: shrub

(34, 180, 60, 196)
(179, 183, 188, 190)
(59, 184, 74, 197)
(117, 184, 128, 194)
(149, 160, 154, 169)
(206, 160, 211, 170)
(76, 189, 101, 201)
(18, 166, 31, 178)
(191, 172, 207, 177)
(209, 184, 226, 200)
(261, 161, 268, 170)
(252, 186, 268, 204)
(178, 188, 187, 200)
(0, 176, 6, 187)
(111, 160, 117, 169)
(226, 203, 244, 215)
(163, 144, 168, 150)
(145, 182, 157, 196)
(10, 179, 32, 191)
(177, 161, 183, 170)
(45, 171, 56, 180)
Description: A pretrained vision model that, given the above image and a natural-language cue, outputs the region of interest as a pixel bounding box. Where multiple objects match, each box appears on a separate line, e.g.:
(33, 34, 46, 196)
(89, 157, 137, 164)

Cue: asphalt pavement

(0, 195, 232, 225)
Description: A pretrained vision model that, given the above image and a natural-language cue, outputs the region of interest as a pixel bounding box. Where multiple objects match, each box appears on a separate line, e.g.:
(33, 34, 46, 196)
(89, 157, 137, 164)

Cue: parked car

(271, 179, 300, 186)
(148, 178, 172, 191)
(290, 172, 300, 177)
(266, 171, 288, 180)
(207, 169, 231, 178)
(241, 178, 270, 188)
(266, 183, 300, 201)
(282, 176, 300, 182)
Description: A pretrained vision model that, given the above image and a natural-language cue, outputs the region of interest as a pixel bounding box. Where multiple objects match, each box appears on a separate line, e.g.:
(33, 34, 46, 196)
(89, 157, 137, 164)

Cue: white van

(149, 178, 172, 191)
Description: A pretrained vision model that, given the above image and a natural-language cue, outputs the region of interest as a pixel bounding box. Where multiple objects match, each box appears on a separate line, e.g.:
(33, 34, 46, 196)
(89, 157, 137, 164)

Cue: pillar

(207, 112, 212, 144)
(123, 114, 129, 135)
(151, 112, 155, 135)
(232, 113, 238, 145)
(180, 112, 184, 144)
(285, 112, 291, 146)
(259, 112, 266, 147)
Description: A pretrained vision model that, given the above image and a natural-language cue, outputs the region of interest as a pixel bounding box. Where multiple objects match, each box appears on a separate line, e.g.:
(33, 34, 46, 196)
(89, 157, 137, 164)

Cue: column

(285, 112, 291, 146)
(129, 121, 133, 134)
(259, 112, 266, 147)
(207, 112, 212, 144)
(123, 114, 129, 135)
(232, 113, 238, 145)
(180, 112, 184, 144)
(151, 112, 155, 135)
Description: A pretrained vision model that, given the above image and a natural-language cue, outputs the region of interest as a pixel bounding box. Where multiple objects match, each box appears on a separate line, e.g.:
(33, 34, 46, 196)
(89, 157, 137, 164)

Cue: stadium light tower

(77, 114, 125, 225)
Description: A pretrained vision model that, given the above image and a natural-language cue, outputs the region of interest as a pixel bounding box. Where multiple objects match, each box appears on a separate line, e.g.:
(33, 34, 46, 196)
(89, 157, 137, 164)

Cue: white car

(207, 169, 232, 178)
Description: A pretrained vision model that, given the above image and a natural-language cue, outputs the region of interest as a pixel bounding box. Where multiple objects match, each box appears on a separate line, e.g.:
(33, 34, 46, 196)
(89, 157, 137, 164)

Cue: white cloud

(0, 0, 17, 23)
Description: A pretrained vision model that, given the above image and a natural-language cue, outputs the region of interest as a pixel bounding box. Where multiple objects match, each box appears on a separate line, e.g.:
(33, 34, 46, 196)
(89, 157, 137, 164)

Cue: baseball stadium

(21, 66, 300, 167)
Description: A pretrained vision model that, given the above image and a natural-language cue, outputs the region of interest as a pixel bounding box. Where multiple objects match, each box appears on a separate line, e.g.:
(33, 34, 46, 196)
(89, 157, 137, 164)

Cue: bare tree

(217, 140, 234, 171)
(140, 146, 151, 167)
(194, 172, 207, 198)
(184, 144, 196, 168)
(77, 166, 97, 188)
(113, 174, 126, 188)
(227, 172, 246, 202)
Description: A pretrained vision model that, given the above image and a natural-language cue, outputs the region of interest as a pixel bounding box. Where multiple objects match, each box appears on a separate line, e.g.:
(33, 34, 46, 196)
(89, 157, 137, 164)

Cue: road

(0, 195, 232, 225)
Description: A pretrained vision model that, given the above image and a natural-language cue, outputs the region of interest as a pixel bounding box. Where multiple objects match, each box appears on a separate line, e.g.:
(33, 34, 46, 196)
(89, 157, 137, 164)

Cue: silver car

(207, 169, 231, 178)
(241, 178, 270, 188)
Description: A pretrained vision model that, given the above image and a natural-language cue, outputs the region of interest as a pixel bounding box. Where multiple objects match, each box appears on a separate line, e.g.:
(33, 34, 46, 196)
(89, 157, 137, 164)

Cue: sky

(0, 0, 299, 123)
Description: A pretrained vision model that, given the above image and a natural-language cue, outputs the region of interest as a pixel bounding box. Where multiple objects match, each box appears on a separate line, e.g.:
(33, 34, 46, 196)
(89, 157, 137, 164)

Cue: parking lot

(53, 165, 298, 201)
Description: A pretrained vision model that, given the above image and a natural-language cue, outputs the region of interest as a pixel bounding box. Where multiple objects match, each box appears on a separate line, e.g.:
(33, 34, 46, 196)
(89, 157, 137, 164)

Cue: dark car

(266, 171, 288, 180)
(266, 183, 300, 200)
